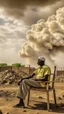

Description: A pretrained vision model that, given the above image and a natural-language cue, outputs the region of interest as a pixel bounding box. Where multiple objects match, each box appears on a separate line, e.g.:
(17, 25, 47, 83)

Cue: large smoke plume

(19, 7, 64, 68)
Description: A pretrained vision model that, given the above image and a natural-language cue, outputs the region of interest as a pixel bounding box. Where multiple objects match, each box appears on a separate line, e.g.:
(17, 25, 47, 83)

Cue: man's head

(37, 56, 45, 66)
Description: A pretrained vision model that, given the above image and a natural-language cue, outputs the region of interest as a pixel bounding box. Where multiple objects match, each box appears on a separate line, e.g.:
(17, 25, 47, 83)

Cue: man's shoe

(13, 103, 25, 108)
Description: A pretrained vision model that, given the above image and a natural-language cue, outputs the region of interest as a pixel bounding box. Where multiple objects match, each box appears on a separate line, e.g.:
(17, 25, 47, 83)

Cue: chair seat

(30, 86, 53, 92)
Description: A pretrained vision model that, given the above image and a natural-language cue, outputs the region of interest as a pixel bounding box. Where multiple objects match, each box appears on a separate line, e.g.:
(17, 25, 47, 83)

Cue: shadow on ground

(27, 100, 64, 113)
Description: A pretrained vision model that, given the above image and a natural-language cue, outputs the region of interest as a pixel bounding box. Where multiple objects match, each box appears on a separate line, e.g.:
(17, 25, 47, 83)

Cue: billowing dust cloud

(19, 7, 64, 68)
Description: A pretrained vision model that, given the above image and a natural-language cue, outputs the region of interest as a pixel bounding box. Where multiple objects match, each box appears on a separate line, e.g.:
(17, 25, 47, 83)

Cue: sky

(0, 0, 64, 67)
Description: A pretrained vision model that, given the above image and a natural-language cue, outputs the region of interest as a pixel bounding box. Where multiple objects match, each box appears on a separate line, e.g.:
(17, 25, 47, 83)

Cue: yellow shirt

(34, 65, 51, 87)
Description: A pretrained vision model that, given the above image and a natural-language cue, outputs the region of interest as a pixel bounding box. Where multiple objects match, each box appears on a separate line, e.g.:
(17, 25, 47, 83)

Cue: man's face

(37, 59, 45, 66)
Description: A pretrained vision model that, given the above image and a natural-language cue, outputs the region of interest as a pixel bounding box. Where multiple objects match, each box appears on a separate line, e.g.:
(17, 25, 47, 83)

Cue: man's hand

(17, 73, 35, 85)
(34, 78, 45, 81)
(34, 74, 50, 82)
(18, 78, 23, 85)
(34, 78, 39, 81)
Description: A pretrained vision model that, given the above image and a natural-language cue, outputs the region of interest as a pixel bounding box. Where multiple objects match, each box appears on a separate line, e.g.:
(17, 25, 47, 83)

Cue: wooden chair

(27, 66, 57, 111)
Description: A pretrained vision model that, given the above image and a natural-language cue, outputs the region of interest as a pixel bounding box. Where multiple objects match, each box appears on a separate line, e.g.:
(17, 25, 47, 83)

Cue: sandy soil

(0, 83, 64, 114)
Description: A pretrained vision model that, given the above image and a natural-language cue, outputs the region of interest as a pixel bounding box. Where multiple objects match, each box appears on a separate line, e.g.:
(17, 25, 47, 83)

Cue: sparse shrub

(11, 63, 21, 67)
(11, 63, 25, 67)
(21, 64, 25, 67)
(0, 63, 8, 67)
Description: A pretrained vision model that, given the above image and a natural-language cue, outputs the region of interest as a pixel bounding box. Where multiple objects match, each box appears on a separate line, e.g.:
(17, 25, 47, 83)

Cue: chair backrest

(51, 66, 56, 88)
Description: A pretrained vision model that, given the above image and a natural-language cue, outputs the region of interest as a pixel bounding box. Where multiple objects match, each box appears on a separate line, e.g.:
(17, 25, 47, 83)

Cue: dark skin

(18, 60, 49, 85)
(18, 73, 35, 85)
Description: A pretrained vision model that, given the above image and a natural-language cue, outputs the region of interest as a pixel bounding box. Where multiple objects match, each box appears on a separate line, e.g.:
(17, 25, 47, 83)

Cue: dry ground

(0, 83, 64, 114)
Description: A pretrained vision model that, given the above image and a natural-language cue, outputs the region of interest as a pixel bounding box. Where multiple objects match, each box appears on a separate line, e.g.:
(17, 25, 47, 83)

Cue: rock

(6, 98, 9, 101)
(23, 110, 27, 112)
(0, 90, 16, 97)
(60, 104, 64, 107)
(5, 112, 9, 114)
(0, 110, 3, 114)
(59, 103, 64, 107)
(38, 96, 43, 99)
(0, 69, 27, 85)
(11, 93, 15, 97)
(62, 95, 64, 97)
(1, 80, 7, 84)
(58, 97, 62, 100)
(55, 74, 64, 83)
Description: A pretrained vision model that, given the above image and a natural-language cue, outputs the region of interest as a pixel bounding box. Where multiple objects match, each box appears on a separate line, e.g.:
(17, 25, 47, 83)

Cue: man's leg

(14, 79, 42, 107)
(17, 79, 42, 100)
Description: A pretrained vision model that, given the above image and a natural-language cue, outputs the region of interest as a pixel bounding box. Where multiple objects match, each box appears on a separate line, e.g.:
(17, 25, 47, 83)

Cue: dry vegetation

(0, 69, 64, 114)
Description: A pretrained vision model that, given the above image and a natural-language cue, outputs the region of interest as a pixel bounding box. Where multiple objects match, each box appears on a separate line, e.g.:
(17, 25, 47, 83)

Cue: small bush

(0, 63, 8, 67)
(11, 63, 21, 67)
(21, 64, 25, 67)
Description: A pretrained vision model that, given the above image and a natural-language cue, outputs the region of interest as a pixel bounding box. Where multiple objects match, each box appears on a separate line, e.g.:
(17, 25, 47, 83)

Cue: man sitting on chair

(14, 56, 51, 108)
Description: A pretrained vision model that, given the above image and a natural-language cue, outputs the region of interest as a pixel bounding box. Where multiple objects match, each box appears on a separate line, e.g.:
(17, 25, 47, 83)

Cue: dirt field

(0, 83, 64, 114)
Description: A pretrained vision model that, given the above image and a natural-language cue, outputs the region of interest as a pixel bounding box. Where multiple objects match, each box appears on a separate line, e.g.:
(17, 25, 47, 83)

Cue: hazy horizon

(0, 0, 64, 68)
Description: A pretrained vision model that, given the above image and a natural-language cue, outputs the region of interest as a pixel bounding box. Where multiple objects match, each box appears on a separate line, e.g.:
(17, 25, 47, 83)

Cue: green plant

(0, 63, 8, 67)
(11, 63, 21, 67)
(21, 64, 25, 67)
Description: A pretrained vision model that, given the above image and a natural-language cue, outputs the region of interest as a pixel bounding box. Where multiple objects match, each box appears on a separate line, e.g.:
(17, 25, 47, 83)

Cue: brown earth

(0, 83, 64, 114)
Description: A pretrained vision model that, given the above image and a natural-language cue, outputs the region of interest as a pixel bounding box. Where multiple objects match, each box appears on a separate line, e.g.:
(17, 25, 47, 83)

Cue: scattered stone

(59, 103, 64, 107)
(38, 96, 43, 99)
(0, 110, 3, 114)
(10, 93, 15, 97)
(55, 74, 64, 83)
(0, 69, 28, 85)
(6, 98, 9, 101)
(36, 113, 39, 114)
(58, 97, 62, 100)
(5, 112, 9, 114)
(23, 110, 27, 112)
(60, 104, 64, 107)
(62, 95, 64, 97)
(0, 90, 16, 97)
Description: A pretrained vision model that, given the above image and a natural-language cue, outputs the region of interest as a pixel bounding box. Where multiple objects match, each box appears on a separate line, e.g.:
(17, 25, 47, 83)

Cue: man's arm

(18, 73, 35, 85)
(35, 74, 49, 81)
(22, 73, 35, 80)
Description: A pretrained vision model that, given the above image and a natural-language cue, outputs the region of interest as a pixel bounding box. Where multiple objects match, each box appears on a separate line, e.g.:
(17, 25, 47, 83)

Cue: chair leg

(27, 88, 30, 106)
(53, 89, 57, 105)
(47, 90, 50, 111)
